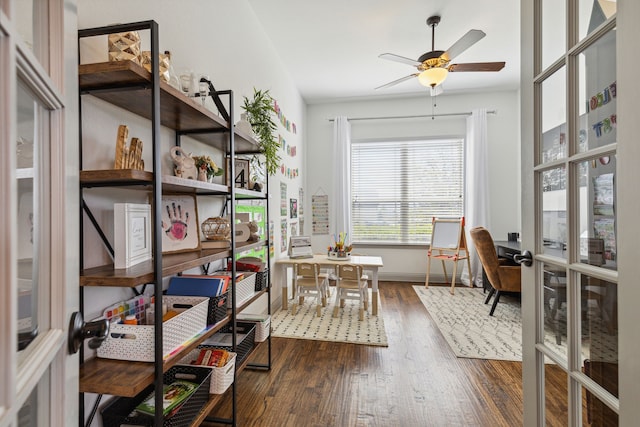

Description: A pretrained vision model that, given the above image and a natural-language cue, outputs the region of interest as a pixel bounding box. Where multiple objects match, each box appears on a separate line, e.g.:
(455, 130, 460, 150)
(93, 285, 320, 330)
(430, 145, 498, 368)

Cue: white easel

(425, 217, 472, 294)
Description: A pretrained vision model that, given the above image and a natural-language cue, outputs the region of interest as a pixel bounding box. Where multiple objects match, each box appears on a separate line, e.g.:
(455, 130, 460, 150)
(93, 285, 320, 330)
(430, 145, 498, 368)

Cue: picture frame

(225, 158, 251, 189)
(160, 194, 201, 254)
(114, 203, 152, 268)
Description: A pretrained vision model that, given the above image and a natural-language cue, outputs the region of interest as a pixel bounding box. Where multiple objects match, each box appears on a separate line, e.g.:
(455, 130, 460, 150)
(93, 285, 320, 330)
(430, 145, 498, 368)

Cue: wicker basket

(101, 365, 212, 427)
(202, 322, 256, 364)
(97, 296, 209, 362)
(179, 351, 236, 394)
(233, 273, 257, 304)
(206, 292, 228, 325)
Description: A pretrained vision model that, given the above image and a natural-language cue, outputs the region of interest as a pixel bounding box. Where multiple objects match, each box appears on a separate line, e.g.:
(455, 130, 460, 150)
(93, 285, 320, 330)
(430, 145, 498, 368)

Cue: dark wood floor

(205, 281, 569, 426)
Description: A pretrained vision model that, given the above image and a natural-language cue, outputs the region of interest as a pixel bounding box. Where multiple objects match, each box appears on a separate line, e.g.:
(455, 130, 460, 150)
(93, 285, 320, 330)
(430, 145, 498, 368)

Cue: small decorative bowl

(328, 251, 351, 260)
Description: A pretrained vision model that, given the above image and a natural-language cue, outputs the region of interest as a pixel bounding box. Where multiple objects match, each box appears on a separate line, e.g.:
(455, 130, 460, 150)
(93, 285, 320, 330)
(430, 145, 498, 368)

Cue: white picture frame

(114, 203, 152, 269)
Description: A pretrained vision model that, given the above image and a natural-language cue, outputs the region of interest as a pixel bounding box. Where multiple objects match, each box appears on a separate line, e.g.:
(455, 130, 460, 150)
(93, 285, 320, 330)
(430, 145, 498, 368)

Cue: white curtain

(332, 116, 351, 239)
(461, 109, 490, 287)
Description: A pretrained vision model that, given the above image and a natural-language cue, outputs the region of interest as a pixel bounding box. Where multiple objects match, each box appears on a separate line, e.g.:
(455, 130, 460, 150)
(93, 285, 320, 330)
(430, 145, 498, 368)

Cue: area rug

(271, 289, 388, 347)
(413, 285, 565, 361)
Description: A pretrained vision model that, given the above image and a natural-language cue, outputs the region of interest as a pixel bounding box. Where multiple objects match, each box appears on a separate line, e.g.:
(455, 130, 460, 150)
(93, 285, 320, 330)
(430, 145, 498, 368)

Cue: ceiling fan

(376, 15, 505, 93)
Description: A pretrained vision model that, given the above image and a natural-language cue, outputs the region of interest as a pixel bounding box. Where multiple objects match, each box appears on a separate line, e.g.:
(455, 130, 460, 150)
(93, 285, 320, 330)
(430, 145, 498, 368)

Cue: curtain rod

(327, 110, 497, 122)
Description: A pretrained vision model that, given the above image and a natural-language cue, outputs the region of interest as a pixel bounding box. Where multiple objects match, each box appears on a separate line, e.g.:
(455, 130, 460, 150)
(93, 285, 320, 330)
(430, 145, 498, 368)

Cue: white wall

(305, 90, 521, 282)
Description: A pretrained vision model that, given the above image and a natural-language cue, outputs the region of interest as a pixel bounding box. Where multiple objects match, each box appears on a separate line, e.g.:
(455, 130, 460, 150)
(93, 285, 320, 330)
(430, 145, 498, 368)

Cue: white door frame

(0, 0, 79, 426)
(521, 0, 640, 425)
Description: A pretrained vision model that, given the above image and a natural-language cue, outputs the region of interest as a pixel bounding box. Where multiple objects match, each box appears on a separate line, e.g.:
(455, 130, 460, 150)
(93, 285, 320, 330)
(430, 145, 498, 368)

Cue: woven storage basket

(239, 316, 270, 342)
(254, 268, 269, 291)
(179, 351, 237, 394)
(97, 296, 209, 362)
(233, 273, 256, 304)
(206, 292, 228, 325)
(101, 365, 212, 427)
(203, 322, 256, 364)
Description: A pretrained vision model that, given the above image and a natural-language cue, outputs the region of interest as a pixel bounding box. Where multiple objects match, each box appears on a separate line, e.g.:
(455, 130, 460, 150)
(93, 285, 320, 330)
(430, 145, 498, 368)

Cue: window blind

(351, 138, 464, 244)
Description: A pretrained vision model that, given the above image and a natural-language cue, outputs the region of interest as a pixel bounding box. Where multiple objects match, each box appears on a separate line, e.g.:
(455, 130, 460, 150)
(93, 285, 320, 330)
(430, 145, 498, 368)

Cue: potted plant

(241, 88, 281, 183)
(193, 155, 224, 182)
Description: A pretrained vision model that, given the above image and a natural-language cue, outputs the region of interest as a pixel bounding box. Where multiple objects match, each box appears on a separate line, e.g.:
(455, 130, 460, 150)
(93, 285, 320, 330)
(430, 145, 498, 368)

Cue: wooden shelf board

(80, 249, 231, 287)
(80, 169, 153, 187)
(79, 318, 230, 397)
(79, 61, 260, 152)
(162, 175, 229, 194)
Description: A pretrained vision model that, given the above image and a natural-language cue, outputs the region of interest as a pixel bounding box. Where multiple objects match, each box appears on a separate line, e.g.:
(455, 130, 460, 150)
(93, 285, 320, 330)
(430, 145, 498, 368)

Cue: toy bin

(100, 365, 212, 427)
(200, 322, 256, 364)
(97, 296, 209, 362)
(180, 350, 237, 394)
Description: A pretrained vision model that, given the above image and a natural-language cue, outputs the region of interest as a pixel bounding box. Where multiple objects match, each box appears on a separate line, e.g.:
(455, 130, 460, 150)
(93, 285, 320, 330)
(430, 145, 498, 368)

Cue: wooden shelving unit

(78, 21, 271, 427)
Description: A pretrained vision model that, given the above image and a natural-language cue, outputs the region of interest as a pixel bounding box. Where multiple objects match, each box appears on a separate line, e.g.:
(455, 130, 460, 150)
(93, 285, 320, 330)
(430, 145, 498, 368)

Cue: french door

(521, 0, 640, 425)
(0, 1, 78, 426)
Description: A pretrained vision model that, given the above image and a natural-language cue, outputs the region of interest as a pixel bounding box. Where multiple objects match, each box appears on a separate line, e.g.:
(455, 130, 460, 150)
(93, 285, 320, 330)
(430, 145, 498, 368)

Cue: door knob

(514, 250, 533, 267)
(68, 312, 110, 354)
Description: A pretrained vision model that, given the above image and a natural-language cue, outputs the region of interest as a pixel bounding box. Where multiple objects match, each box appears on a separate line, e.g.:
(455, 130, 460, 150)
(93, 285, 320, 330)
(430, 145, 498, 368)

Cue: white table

(276, 254, 384, 315)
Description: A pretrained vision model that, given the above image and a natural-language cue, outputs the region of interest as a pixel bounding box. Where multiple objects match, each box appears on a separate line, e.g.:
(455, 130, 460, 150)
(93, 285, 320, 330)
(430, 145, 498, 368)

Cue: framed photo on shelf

(225, 158, 251, 189)
(114, 203, 152, 268)
(160, 194, 201, 254)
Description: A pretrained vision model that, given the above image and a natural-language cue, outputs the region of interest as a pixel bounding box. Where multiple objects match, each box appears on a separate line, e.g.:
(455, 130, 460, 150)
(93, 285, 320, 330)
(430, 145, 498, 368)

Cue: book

(135, 380, 199, 417)
(167, 275, 228, 297)
(193, 348, 229, 367)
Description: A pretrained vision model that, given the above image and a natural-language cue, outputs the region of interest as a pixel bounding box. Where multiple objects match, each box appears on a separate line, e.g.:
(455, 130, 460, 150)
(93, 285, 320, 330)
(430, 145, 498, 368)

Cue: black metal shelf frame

(78, 20, 272, 427)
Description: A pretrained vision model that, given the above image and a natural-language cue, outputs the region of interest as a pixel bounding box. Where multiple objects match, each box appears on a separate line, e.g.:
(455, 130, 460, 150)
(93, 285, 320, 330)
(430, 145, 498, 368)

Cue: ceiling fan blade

(379, 53, 422, 67)
(448, 62, 506, 72)
(441, 29, 486, 61)
(375, 73, 419, 90)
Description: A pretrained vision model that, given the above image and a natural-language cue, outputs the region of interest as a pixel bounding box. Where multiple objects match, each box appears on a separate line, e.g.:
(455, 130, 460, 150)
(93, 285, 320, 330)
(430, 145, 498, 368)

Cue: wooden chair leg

(489, 291, 502, 316)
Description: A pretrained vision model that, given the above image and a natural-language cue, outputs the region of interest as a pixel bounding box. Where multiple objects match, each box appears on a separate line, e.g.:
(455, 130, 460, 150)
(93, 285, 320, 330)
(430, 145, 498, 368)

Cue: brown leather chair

(470, 226, 522, 316)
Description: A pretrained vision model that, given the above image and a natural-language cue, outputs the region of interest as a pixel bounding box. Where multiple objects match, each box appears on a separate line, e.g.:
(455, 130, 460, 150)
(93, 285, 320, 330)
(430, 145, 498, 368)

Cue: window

(351, 137, 464, 244)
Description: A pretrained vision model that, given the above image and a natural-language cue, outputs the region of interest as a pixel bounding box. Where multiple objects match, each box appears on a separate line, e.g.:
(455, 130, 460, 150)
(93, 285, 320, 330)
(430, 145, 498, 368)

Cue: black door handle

(68, 312, 110, 354)
(513, 250, 533, 267)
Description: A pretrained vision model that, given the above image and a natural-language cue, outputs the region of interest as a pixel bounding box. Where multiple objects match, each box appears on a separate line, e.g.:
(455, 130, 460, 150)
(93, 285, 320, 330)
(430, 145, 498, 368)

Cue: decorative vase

(235, 113, 255, 137)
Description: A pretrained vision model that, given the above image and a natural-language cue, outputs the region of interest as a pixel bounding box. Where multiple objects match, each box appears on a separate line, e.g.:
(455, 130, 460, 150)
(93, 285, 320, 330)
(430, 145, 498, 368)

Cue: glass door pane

(13, 1, 49, 69)
(16, 79, 48, 356)
(542, 0, 566, 70)
(580, 0, 617, 42)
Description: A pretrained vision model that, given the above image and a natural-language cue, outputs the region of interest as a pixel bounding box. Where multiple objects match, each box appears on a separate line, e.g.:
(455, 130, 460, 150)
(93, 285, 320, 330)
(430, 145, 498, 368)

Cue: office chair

(470, 226, 522, 316)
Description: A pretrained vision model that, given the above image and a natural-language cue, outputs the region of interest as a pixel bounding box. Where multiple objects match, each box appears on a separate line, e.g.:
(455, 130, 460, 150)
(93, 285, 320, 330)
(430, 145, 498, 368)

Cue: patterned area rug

(413, 285, 564, 361)
(271, 289, 388, 347)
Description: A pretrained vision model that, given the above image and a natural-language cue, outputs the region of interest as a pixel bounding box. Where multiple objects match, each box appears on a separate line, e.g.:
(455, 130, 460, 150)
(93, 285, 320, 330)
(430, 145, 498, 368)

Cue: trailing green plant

(242, 88, 280, 176)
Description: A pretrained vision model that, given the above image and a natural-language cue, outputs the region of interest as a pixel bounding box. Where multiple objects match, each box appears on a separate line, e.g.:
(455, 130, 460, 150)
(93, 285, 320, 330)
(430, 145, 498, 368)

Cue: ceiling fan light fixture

(418, 67, 448, 87)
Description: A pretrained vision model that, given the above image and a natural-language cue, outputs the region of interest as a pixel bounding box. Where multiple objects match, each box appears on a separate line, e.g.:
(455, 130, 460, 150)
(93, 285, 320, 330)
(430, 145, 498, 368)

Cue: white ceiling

(248, 0, 521, 103)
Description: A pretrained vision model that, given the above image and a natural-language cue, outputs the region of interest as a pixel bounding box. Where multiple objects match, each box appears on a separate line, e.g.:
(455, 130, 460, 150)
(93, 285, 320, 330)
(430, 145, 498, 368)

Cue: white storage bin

(97, 296, 209, 362)
(237, 314, 271, 342)
(234, 272, 256, 304)
(180, 350, 236, 394)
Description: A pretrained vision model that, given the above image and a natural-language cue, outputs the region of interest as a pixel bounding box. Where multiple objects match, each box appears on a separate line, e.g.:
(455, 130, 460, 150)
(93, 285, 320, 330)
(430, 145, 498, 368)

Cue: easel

(425, 217, 472, 294)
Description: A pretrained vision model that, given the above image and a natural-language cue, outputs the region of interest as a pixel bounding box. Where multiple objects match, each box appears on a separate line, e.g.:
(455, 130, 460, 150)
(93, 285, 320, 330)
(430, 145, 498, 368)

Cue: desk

(494, 240, 522, 262)
(276, 255, 384, 315)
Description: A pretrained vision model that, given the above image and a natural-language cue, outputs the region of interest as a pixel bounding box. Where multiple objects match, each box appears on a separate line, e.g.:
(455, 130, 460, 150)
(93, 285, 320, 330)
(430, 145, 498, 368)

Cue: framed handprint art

(160, 194, 201, 254)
